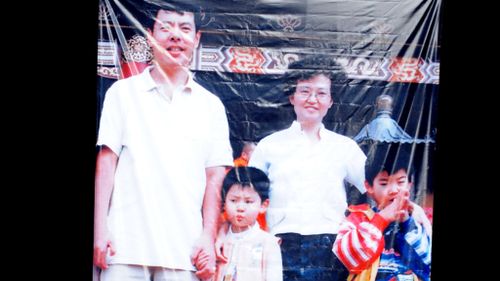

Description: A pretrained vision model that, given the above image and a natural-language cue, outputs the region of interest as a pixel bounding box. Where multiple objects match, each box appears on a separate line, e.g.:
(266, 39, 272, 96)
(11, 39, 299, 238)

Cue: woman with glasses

(248, 55, 367, 281)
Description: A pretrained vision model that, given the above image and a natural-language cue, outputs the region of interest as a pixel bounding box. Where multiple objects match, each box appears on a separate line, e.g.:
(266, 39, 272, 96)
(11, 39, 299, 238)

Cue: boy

(333, 143, 432, 281)
(215, 167, 283, 281)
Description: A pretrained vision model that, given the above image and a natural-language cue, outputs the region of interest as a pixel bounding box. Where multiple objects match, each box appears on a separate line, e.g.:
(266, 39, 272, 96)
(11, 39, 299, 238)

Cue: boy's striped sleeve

(333, 206, 389, 273)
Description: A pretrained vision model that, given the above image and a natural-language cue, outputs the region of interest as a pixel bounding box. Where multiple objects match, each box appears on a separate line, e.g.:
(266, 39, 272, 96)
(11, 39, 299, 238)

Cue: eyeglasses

(294, 88, 331, 101)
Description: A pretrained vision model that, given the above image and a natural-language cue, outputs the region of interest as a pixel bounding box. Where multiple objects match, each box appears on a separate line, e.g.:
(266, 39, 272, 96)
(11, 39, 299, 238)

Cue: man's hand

(410, 202, 433, 236)
(191, 233, 216, 280)
(93, 236, 115, 270)
(194, 166, 225, 280)
(94, 147, 118, 270)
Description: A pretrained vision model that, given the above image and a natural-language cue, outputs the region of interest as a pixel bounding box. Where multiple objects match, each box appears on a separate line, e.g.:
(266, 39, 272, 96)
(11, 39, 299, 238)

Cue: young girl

(215, 167, 283, 281)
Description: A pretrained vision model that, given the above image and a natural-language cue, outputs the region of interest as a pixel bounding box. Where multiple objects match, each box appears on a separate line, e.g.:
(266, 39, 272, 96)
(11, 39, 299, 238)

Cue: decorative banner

(97, 41, 119, 66)
(195, 45, 439, 84)
(100, 37, 440, 84)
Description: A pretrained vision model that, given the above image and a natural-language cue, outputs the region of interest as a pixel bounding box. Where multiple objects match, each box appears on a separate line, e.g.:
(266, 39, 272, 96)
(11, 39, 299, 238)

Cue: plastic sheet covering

(95, 0, 441, 280)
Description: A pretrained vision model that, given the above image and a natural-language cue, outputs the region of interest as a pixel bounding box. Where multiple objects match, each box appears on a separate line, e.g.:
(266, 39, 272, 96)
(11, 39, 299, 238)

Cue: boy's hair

(283, 54, 348, 98)
(119, 0, 202, 31)
(364, 142, 416, 186)
(222, 167, 270, 203)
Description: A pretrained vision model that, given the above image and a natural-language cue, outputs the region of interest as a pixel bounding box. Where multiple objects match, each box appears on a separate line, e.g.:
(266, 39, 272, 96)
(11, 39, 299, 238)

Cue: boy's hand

(215, 221, 229, 263)
(396, 189, 411, 222)
(379, 190, 410, 222)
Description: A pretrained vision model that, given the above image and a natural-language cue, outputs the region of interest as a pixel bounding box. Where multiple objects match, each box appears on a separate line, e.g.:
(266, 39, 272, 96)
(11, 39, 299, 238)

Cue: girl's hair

(222, 167, 270, 203)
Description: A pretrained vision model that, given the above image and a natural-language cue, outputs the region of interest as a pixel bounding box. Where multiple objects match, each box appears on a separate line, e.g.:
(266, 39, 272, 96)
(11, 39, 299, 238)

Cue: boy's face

(224, 184, 269, 233)
(148, 9, 200, 68)
(366, 168, 412, 210)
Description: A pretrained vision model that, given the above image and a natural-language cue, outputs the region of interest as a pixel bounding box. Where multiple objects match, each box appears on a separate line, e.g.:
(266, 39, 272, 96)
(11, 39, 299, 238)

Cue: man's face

(366, 168, 412, 210)
(148, 10, 200, 68)
(289, 74, 333, 125)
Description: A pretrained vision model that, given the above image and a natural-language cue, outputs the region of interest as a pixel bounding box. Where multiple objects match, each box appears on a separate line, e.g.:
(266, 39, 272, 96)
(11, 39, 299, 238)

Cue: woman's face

(289, 74, 333, 125)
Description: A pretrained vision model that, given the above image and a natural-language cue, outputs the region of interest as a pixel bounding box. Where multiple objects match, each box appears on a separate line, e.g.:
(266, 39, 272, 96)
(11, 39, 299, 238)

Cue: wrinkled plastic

(96, 0, 441, 279)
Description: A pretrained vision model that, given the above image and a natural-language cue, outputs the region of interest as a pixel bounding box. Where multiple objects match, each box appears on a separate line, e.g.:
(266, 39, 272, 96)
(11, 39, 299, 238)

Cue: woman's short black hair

(283, 54, 348, 97)
(118, 0, 202, 31)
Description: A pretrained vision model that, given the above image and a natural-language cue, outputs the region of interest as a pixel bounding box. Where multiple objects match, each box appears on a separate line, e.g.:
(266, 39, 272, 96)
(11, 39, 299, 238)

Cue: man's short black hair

(222, 167, 270, 203)
(364, 142, 416, 186)
(118, 0, 203, 31)
(283, 54, 348, 98)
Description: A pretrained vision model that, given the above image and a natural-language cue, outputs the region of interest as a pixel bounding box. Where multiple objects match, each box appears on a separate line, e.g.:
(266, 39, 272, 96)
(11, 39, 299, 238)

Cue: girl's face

(224, 184, 268, 233)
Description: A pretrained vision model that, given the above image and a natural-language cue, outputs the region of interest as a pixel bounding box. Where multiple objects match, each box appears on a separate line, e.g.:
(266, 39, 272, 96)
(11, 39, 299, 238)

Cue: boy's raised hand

(379, 190, 410, 222)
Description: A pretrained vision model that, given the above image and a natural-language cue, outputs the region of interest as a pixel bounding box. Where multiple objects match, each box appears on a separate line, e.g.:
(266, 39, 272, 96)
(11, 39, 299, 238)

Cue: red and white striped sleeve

(333, 206, 390, 274)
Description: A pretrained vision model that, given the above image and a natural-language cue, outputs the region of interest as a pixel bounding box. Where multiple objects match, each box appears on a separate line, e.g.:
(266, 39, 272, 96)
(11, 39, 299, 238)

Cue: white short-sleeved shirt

(249, 121, 366, 235)
(97, 66, 233, 270)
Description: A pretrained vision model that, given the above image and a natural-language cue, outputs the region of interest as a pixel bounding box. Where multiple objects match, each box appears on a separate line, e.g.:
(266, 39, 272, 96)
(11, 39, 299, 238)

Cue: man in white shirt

(94, 2, 233, 281)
